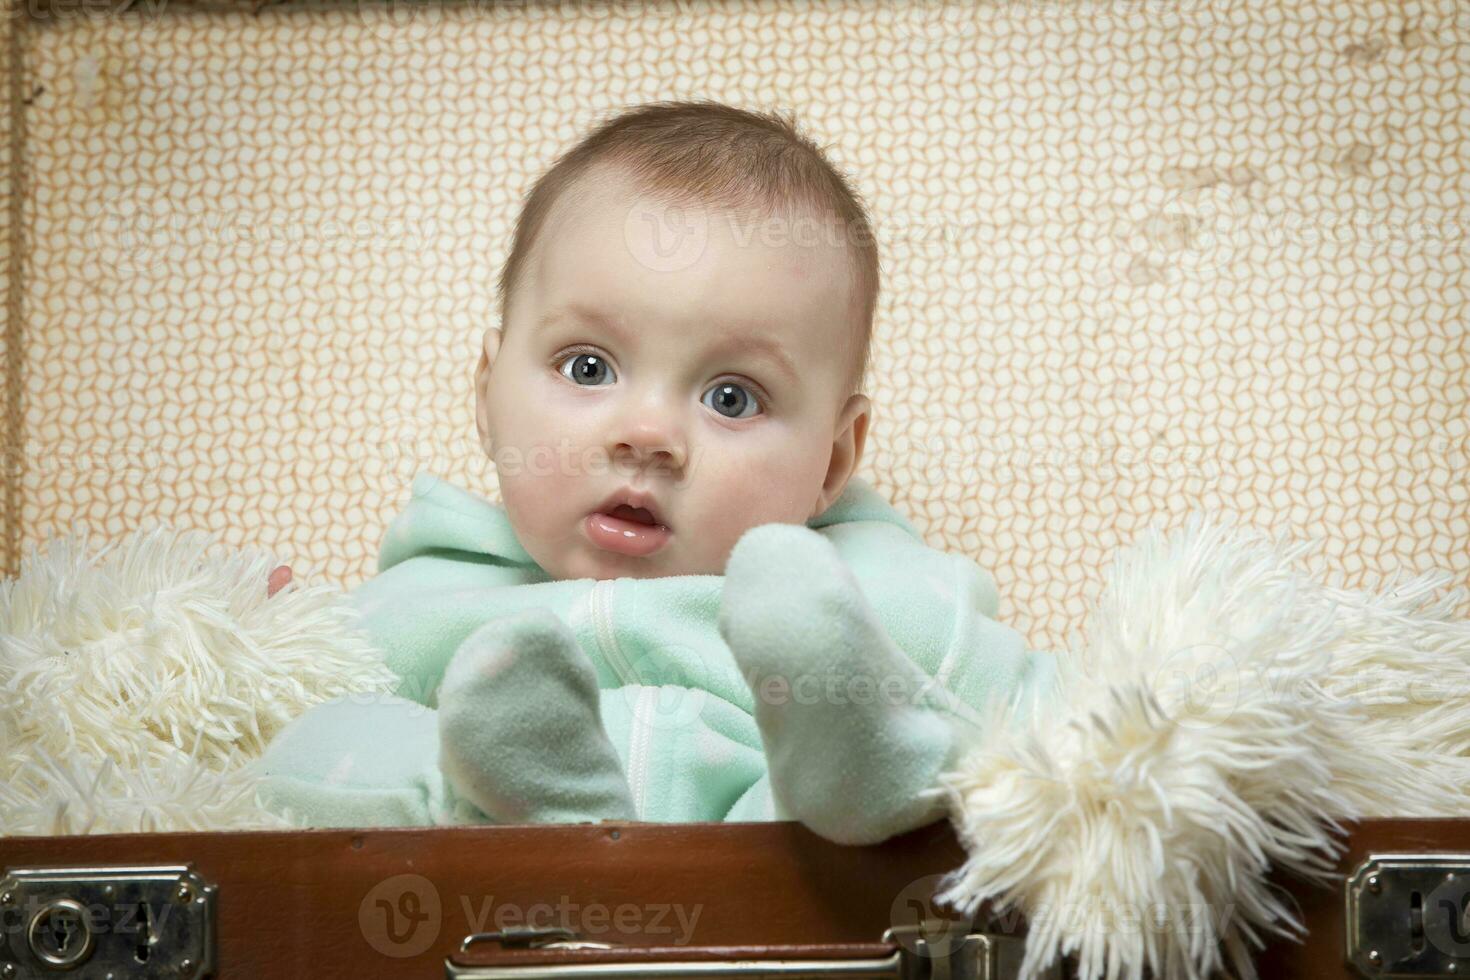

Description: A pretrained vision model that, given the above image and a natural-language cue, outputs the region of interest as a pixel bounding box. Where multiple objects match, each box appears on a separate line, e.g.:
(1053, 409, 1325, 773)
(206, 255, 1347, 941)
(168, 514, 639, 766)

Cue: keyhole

(134, 900, 155, 963)
(27, 898, 95, 967)
(1410, 890, 1424, 953)
(48, 912, 78, 953)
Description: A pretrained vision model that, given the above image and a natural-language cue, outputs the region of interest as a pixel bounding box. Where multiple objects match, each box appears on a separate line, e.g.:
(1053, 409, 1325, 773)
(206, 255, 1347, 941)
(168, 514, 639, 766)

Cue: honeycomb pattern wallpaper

(3, 0, 1466, 653)
(2, 0, 16, 573)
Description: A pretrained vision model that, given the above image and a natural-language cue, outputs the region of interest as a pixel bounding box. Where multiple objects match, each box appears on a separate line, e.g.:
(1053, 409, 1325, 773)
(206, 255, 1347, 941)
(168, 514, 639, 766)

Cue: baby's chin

(549, 546, 723, 582)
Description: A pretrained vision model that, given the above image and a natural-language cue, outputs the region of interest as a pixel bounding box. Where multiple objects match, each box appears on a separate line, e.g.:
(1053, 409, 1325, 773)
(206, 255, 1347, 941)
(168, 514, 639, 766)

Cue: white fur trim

(0, 522, 397, 835)
(937, 513, 1470, 980)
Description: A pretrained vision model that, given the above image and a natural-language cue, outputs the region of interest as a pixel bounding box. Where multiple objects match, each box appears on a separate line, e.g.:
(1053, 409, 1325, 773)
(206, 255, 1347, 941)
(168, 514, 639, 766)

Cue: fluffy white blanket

(0, 524, 397, 834)
(937, 514, 1470, 980)
(2, 516, 1466, 980)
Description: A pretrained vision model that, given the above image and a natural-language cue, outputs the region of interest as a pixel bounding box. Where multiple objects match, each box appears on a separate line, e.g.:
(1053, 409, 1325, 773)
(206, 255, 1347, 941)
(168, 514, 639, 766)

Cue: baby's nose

(613, 420, 687, 472)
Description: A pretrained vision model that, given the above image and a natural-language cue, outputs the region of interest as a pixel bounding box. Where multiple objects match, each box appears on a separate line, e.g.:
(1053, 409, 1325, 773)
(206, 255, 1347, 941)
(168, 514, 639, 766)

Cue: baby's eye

(558, 352, 616, 386)
(703, 382, 762, 420)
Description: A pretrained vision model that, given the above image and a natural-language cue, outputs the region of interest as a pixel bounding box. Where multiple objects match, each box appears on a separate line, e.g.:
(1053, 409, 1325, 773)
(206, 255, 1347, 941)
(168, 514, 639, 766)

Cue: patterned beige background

(3, 0, 18, 576)
(2, 0, 1466, 653)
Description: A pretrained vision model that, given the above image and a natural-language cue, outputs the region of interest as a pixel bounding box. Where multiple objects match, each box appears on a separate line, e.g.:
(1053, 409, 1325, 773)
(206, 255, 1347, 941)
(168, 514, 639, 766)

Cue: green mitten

(437, 606, 637, 824)
(717, 523, 968, 845)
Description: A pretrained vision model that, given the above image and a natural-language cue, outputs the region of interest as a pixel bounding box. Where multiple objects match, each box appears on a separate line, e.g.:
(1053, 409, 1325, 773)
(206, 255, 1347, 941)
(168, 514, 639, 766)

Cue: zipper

(625, 686, 657, 820)
(586, 579, 653, 815)
(588, 579, 637, 684)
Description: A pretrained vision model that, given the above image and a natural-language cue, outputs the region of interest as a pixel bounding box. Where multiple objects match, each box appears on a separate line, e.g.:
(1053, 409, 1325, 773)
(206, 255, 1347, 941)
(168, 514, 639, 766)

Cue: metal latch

(1347, 853, 1470, 977)
(0, 865, 216, 978)
(447, 920, 1055, 979)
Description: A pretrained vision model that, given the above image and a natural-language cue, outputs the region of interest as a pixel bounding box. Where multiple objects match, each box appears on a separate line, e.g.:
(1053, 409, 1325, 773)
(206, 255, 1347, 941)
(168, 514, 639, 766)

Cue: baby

(258, 100, 1058, 845)
(477, 103, 875, 582)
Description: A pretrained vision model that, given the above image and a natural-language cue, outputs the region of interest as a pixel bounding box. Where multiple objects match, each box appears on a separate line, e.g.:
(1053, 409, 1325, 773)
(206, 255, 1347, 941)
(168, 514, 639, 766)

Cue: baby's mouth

(607, 504, 661, 527)
(584, 504, 673, 558)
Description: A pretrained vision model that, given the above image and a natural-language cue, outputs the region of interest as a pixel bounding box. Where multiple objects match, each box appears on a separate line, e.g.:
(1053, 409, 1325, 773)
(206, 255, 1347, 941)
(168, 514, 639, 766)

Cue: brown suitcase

(3, 816, 1470, 978)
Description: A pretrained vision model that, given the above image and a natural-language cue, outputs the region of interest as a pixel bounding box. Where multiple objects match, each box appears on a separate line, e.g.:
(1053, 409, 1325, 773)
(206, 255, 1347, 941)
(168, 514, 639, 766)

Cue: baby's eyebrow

(537, 303, 610, 334)
(704, 331, 798, 386)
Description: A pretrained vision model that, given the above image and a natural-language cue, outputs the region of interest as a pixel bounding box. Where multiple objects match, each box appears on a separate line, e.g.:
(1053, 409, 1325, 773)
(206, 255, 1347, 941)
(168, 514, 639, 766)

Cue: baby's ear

(479, 324, 503, 372)
(474, 326, 504, 456)
(811, 393, 871, 520)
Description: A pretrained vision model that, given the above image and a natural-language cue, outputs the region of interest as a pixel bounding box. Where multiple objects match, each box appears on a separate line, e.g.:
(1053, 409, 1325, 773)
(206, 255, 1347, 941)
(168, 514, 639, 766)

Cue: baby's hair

(496, 99, 880, 398)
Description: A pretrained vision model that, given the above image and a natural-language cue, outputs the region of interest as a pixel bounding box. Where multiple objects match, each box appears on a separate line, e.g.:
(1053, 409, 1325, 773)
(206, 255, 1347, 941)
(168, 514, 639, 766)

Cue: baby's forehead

(534, 167, 865, 365)
(542, 183, 851, 287)
(558, 164, 848, 243)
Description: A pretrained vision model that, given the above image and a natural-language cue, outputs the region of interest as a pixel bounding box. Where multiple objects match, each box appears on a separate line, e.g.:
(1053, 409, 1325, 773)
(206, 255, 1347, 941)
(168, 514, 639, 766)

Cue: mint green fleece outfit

(256, 472, 1060, 845)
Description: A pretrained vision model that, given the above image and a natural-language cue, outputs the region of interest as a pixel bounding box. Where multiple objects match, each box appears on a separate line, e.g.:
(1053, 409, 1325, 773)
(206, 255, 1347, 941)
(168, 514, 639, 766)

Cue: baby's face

(475, 169, 869, 580)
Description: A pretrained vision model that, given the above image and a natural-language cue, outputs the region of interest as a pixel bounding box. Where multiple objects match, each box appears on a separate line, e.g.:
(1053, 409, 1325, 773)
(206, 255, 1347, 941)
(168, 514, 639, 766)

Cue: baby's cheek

(498, 468, 575, 561)
(750, 448, 828, 516)
(699, 462, 820, 561)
